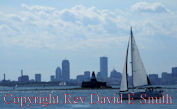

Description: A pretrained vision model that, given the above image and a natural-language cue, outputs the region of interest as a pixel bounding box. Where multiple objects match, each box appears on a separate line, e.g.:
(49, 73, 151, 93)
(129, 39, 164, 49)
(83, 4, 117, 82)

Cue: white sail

(120, 38, 129, 91)
(131, 28, 148, 87)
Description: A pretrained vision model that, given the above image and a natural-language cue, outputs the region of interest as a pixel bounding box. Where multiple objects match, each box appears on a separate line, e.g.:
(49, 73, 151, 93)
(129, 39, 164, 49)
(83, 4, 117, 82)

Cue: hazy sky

(0, 0, 177, 81)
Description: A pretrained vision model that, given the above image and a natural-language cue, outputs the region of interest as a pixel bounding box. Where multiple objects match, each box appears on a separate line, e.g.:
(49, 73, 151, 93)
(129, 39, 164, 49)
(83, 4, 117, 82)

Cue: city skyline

(0, 0, 177, 81)
(1, 56, 177, 81)
(1, 59, 177, 86)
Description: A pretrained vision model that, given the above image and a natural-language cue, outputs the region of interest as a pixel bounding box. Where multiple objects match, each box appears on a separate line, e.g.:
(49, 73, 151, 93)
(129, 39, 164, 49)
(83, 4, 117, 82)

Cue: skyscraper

(35, 74, 41, 82)
(55, 67, 62, 81)
(62, 59, 70, 81)
(100, 57, 108, 80)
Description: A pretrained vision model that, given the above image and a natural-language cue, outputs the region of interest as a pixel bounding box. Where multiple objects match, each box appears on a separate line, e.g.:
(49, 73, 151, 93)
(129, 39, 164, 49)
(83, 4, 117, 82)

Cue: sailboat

(119, 27, 163, 99)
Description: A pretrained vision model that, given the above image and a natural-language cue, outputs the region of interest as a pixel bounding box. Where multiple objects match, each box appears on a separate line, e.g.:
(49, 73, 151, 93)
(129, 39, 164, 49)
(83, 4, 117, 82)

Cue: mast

(125, 37, 130, 90)
(130, 27, 134, 88)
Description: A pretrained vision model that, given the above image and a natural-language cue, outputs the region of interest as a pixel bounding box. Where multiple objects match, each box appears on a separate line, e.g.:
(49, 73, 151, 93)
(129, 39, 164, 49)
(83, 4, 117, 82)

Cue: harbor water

(0, 85, 177, 109)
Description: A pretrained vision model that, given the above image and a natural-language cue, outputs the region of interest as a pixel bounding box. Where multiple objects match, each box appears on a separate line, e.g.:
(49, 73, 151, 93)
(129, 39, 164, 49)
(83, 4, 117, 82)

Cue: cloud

(132, 2, 168, 13)
(22, 4, 56, 12)
(61, 11, 77, 22)
(0, 4, 130, 49)
(0, 3, 176, 50)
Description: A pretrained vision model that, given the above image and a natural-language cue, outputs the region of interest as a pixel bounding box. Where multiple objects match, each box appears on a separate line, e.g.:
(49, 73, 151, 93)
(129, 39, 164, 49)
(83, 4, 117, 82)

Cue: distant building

(108, 69, 122, 85)
(162, 72, 171, 80)
(172, 67, 177, 74)
(3, 73, 6, 82)
(18, 75, 29, 83)
(62, 59, 70, 81)
(172, 67, 177, 81)
(55, 67, 62, 81)
(96, 72, 101, 80)
(18, 69, 29, 83)
(76, 75, 84, 82)
(149, 74, 159, 84)
(149, 74, 158, 80)
(82, 72, 111, 88)
(50, 75, 55, 82)
(100, 57, 108, 80)
(35, 74, 41, 82)
(21, 69, 23, 76)
(84, 71, 90, 81)
(162, 72, 172, 84)
(29, 79, 35, 82)
(110, 69, 121, 80)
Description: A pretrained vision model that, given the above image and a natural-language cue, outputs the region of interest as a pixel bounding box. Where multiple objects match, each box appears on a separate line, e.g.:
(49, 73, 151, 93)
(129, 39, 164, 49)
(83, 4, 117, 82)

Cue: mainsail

(130, 27, 149, 87)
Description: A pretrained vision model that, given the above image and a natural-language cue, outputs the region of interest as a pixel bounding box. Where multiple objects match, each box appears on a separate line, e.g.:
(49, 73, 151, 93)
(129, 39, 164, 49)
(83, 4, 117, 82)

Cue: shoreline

(0, 87, 176, 92)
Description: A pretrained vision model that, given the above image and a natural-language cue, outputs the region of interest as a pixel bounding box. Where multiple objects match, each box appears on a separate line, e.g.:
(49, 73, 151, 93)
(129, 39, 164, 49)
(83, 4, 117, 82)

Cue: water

(0, 85, 177, 109)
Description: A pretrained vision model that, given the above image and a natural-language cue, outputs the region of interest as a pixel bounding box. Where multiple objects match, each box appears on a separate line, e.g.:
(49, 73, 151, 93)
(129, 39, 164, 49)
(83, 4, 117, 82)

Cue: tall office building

(100, 57, 108, 80)
(35, 74, 41, 82)
(55, 67, 62, 81)
(62, 59, 70, 81)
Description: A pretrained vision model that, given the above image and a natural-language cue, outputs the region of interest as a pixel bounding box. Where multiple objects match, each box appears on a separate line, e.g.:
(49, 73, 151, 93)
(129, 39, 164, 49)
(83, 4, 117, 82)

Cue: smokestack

(4, 73, 5, 81)
(21, 69, 23, 76)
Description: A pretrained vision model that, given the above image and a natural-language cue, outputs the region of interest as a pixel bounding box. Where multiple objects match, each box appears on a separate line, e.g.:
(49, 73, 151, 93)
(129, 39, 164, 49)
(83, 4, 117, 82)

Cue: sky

(0, 0, 177, 81)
